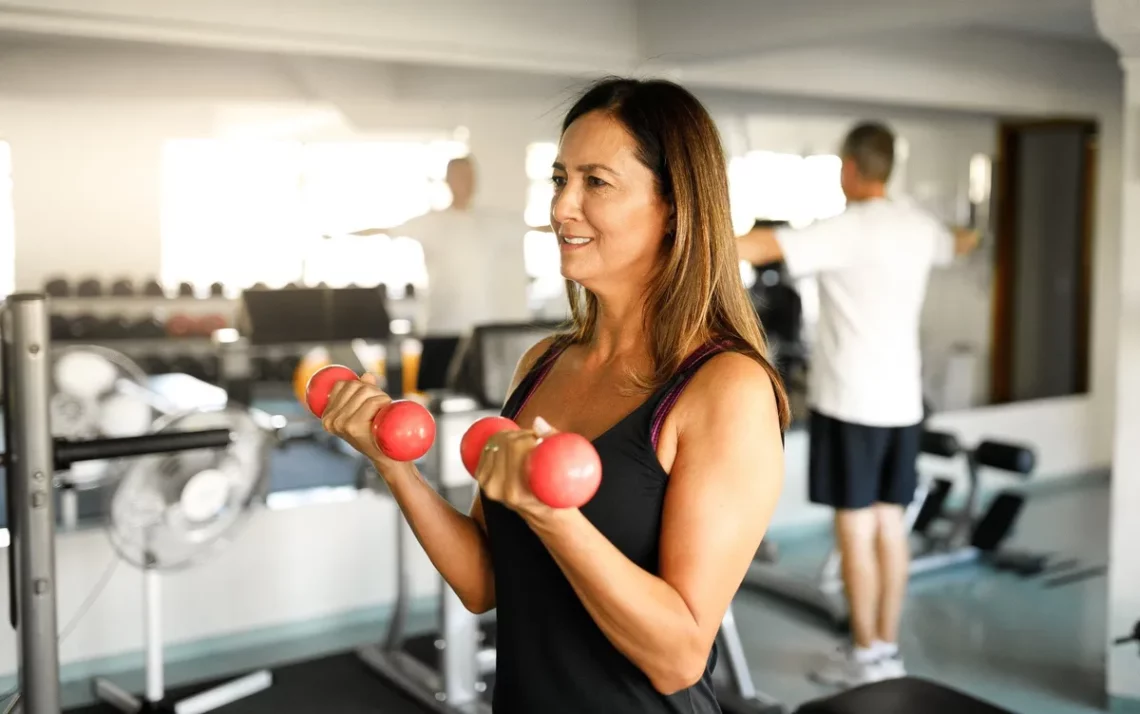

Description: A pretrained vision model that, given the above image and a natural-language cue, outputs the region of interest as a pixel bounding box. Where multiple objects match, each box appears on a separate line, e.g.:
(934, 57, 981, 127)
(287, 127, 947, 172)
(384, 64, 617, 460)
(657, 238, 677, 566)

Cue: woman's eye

(587, 176, 607, 188)
(550, 175, 566, 187)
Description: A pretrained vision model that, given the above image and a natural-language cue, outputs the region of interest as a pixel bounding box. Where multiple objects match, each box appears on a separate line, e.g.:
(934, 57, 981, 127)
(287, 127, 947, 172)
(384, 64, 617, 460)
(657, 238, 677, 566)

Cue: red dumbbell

(527, 433, 602, 509)
(305, 365, 436, 462)
(460, 416, 521, 476)
(459, 416, 602, 509)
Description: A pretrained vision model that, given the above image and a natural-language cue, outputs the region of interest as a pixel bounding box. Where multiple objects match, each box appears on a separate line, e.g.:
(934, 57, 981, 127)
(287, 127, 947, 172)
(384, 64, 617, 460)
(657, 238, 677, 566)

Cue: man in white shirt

(738, 122, 977, 688)
(354, 156, 533, 335)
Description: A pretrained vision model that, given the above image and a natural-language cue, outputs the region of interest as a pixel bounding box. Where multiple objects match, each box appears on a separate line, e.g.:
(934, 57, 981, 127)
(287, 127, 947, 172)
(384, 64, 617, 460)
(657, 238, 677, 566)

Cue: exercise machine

(357, 321, 786, 714)
(1, 293, 269, 714)
(909, 438, 1039, 576)
(741, 429, 962, 631)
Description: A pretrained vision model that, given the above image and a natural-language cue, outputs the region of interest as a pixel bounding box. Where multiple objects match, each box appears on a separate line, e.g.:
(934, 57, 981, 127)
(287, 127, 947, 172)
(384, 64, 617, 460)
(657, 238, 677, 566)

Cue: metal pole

(3, 294, 62, 713)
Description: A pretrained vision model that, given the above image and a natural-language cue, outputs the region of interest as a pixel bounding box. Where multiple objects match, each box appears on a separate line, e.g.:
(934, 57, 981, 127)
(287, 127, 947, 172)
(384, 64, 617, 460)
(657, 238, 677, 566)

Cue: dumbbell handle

(0, 429, 234, 470)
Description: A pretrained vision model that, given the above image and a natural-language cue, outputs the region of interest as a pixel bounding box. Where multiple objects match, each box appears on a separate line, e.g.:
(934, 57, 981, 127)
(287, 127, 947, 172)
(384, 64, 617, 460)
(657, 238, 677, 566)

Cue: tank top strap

(649, 338, 737, 450)
(503, 338, 570, 421)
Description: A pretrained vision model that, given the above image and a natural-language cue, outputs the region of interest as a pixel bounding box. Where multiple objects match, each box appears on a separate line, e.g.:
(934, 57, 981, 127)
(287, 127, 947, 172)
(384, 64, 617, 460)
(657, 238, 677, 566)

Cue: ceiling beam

(637, 0, 1085, 66)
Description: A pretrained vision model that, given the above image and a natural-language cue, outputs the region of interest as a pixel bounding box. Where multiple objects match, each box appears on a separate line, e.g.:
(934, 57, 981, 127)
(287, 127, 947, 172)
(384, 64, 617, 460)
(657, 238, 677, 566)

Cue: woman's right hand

(321, 372, 402, 473)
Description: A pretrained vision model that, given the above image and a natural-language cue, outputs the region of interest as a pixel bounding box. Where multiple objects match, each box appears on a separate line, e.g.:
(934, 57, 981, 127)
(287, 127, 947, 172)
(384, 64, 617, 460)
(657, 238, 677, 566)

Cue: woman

(322, 77, 788, 713)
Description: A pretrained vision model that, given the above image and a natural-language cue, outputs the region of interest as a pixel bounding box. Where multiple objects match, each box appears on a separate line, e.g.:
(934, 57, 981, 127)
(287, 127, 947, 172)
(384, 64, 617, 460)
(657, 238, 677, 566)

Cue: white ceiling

(0, 0, 1111, 80)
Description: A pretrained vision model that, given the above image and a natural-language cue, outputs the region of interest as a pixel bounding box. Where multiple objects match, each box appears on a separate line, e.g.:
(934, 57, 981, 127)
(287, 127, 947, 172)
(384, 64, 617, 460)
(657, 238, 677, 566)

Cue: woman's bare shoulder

(675, 351, 779, 429)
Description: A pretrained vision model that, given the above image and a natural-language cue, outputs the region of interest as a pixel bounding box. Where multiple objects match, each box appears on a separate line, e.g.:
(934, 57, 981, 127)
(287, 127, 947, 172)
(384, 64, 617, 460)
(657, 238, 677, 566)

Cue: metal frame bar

(1, 293, 271, 714)
(3, 294, 62, 714)
(357, 420, 492, 714)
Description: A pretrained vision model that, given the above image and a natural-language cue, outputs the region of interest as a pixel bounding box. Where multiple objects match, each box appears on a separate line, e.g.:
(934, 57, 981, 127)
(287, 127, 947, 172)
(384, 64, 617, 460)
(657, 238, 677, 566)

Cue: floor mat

(66, 653, 429, 714)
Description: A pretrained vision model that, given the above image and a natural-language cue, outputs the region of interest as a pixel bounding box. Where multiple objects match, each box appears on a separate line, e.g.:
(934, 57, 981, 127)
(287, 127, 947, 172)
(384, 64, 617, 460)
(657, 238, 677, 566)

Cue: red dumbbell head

(527, 432, 602, 509)
(305, 365, 359, 417)
(460, 416, 520, 476)
(372, 400, 436, 462)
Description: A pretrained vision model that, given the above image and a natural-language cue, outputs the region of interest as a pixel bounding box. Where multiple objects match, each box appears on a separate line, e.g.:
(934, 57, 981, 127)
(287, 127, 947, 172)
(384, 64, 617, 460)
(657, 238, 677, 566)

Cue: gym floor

(62, 437, 1112, 714)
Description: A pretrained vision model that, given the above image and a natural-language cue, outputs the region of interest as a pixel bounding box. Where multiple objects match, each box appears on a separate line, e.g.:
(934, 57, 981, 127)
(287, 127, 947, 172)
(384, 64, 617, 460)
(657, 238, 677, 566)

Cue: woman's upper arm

(658, 353, 784, 640)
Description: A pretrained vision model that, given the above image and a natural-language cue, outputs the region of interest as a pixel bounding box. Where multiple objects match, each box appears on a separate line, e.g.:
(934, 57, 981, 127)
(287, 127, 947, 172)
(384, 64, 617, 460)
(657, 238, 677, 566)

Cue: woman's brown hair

(557, 76, 790, 430)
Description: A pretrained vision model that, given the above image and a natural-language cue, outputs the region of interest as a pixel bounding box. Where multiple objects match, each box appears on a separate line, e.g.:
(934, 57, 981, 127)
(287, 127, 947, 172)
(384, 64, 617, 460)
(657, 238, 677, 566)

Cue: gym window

(524, 142, 562, 308)
(160, 138, 467, 294)
(0, 141, 12, 299)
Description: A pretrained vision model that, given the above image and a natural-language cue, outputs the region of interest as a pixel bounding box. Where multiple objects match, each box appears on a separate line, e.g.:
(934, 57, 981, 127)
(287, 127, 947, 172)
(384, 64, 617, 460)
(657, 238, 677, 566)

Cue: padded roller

(973, 440, 1036, 475)
(920, 429, 960, 457)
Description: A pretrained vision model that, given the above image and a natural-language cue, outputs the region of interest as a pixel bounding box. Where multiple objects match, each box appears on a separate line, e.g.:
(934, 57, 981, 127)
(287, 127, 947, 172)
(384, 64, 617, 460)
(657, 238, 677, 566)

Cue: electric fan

(50, 345, 159, 489)
(92, 405, 277, 714)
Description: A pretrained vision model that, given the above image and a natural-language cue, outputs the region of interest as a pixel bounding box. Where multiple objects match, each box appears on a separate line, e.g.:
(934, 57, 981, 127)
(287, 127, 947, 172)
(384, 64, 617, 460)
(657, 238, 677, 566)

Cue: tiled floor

(740, 479, 1112, 713)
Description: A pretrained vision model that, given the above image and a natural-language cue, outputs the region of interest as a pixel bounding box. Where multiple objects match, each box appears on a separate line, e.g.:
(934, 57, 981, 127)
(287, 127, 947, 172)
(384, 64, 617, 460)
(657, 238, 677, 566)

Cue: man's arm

(951, 226, 981, 256)
(736, 227, 784, 266)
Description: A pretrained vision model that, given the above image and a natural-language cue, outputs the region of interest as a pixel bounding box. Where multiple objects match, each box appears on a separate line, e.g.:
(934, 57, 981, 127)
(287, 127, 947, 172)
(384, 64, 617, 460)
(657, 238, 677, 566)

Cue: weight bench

(795, 677, 1011, 714)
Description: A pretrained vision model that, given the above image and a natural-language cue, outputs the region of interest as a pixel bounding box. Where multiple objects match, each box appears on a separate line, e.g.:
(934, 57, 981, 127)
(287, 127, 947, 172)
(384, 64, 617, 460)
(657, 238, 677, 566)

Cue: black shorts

(808, 410, 921, 510)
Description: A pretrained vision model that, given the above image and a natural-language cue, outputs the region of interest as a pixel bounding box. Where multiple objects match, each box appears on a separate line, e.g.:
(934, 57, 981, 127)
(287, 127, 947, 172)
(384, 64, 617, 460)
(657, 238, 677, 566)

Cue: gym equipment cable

(0, 294, 243, 714)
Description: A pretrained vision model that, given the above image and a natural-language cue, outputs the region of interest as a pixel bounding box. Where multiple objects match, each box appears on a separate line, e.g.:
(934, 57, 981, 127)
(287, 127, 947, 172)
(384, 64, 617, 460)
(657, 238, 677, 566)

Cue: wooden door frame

(990, 118, 1098, 404)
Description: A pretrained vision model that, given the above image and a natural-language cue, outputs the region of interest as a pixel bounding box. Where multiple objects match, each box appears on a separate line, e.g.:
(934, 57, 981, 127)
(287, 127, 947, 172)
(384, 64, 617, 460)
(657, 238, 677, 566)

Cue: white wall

(1104, 54, 1140, 705)
(0, 27, 1125, 682)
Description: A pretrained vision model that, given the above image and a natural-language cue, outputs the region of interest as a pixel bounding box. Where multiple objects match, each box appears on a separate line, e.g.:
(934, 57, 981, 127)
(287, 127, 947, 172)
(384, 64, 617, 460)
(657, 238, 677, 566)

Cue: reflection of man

(351, 156, 533, 335)
(737, 122, 978, 688)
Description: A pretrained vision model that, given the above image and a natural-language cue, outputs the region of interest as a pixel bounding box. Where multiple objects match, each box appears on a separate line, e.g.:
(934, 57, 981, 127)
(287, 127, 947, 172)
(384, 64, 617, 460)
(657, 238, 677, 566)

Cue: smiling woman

(319, 76, 788, 714)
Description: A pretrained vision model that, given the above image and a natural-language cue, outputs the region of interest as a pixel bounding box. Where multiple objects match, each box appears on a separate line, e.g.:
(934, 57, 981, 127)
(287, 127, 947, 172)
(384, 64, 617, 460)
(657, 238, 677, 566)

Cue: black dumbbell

(50, 314, 73, 340)
(209, 282, 225, 297)
(101, 315, 133, 339)
(70, 314, 102, 340)
(137, 355, 172, 375)
(44, 277, 71, 297)
(76, 278, 103, 298)
(142, 279, 165, 297)
(131, 316, 166, 339)
(177, 282, 195, 298)
(110, 279, 135, 297)
(169, 355, 208, 381)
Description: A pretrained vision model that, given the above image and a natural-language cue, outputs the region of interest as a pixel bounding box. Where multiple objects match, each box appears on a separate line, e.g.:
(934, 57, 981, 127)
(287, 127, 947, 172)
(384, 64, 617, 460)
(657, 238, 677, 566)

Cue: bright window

(729, 151, 846, 229)
(161, 138, 467, 295)
(524, 142, 563, 306)
(0, 142, 13, 298)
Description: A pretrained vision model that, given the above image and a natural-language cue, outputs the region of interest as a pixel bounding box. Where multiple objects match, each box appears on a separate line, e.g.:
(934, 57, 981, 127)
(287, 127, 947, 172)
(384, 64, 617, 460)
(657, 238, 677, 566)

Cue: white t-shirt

(775, 197, 954, 427)
(397, 207, 531, 335)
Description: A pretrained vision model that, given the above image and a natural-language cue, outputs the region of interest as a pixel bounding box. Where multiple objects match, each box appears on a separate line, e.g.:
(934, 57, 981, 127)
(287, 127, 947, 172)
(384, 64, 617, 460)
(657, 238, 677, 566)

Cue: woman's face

(550, 111, 672, 294)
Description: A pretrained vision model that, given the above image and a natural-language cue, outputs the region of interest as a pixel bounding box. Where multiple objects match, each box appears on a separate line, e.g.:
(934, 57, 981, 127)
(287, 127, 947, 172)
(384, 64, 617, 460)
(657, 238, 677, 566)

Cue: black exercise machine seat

(795, 677, 1012, 714)
(920, 429, 960, 458)
(973, 440, 1036, 475)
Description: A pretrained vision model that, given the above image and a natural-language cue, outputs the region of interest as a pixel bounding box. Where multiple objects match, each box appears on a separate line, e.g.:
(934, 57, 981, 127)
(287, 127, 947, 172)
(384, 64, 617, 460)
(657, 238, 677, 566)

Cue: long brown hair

(557, 77, 790, 430)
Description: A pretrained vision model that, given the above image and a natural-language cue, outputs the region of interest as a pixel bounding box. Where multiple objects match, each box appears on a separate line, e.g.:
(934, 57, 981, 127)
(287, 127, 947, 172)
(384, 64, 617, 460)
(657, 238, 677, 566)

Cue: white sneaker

(877, 651, 907, 679)
(872, 641, 907, 679)
(809, 645, 887, 688)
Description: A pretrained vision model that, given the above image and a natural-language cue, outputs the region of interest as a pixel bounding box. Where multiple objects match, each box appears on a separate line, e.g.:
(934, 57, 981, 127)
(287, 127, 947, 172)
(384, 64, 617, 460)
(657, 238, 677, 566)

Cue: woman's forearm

(377, 461, 495, 613)
(525, 510, 706, 694)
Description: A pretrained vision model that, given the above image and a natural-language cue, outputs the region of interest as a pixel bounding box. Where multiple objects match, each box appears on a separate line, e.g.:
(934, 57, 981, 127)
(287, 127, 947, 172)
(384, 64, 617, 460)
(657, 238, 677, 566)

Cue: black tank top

(483, 339, 734, 714)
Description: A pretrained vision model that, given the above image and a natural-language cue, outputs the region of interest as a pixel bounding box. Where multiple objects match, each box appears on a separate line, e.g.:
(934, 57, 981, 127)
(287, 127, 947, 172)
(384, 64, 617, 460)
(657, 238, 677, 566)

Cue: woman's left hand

(474, 416, 559, 522)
